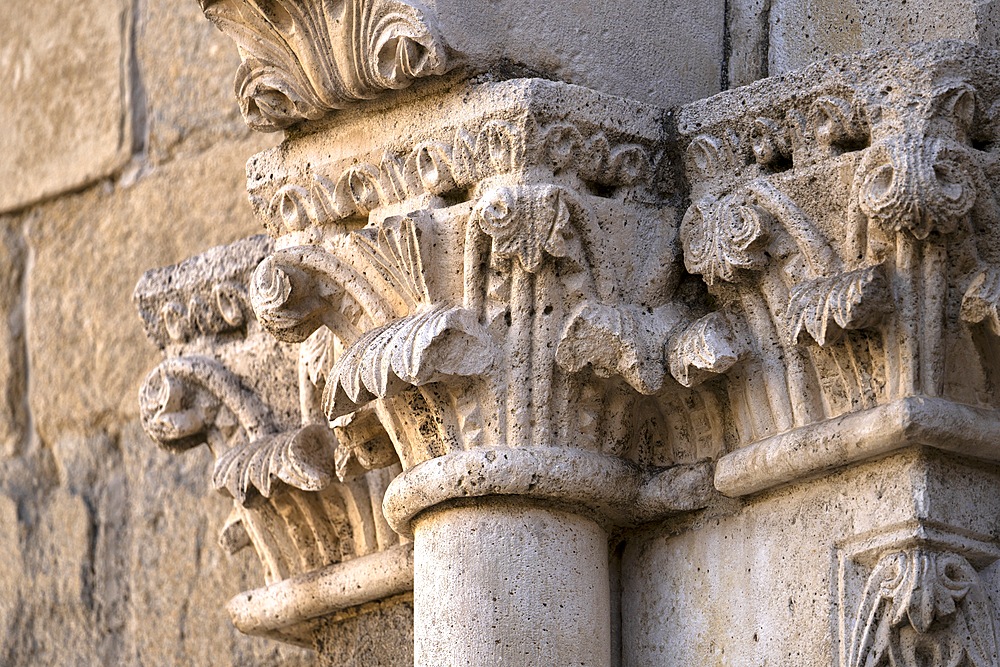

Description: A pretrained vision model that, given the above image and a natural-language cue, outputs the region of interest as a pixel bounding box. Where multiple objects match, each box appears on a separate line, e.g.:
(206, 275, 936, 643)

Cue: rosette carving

(199, 0, 450, 131)
(681, 192, 770, 286)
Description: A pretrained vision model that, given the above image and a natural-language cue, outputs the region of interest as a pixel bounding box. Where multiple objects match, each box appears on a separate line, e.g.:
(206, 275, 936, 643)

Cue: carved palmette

(199, 0, 450, 131)
(848, 548, 1000, 667)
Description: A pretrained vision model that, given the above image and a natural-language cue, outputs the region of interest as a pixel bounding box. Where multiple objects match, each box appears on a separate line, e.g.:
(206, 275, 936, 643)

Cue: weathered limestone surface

(0, 225, 27, 458)
(769, 0, 1000, 74)
(10, 0, 1000, 664)
(0, 0, 133, 213)
(0, 0, 318, 664)
(137, 0, 253, 162)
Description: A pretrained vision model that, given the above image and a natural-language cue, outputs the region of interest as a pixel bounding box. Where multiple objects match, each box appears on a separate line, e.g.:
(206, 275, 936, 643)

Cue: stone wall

(8, 1, 1000, 667)
(0, 1, 310, 664)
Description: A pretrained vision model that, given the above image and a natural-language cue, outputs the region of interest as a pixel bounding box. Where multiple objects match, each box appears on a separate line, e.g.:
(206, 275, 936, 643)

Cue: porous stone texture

(24, 134, 273, 443)
(414, 502, 611, 667)
(430, 0, 726, 106)
(313, 598, 415, 667)
(769, 0, 1000, 74)
(621, 451, 1000, 666)
(0, 0, 321, 664)
(0, 0, 132, 213)
(0, 224, 27, 458)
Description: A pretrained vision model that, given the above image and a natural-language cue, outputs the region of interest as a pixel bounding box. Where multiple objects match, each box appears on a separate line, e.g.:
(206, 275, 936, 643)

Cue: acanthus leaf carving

(681, 193, 770, 286)
(786, 264, 892, 347)
(556, 303, 683, 395)
(200, 0, 450, 132)
(212, 423, 338, 507)
(848, 548, 1000, 667)
(322, 305, 494, 419)
(667, 311, 747, 388)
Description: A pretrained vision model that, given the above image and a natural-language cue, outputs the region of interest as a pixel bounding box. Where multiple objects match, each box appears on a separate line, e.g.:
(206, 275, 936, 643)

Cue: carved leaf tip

(212, 424, 337, 506)
(681, 194, 770, 286)
(962, 268, 1000, 337)
(786, 264, 891, 347)
(667, 311, 746, 388)
(322, 305, 494, 418)
(202, 0, 450, 132)
(556, 304, 681, 395)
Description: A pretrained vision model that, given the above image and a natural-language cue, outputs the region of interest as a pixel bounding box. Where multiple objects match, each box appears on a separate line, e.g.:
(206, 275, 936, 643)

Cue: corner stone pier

(132, 1, 1000, 664)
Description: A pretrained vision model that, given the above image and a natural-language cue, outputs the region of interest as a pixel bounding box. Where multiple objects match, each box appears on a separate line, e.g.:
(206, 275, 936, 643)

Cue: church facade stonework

(117, 2, 1000, 666)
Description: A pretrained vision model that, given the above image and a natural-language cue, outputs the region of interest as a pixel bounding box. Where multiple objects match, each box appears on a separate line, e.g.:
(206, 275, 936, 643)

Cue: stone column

(413, 501, 610, 666)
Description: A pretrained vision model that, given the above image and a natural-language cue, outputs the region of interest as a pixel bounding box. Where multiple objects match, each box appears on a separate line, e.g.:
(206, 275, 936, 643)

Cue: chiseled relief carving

(198, 0, 450, 131)
(243, 80, 724, 514)
(838, 524, 1000, 667)
(678, 43, 1000, 454)
(135, 236, 404, 643)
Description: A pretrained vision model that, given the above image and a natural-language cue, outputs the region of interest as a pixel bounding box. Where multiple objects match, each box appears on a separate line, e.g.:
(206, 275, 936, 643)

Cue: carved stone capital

(677, 42, 1000, 496)
(238, 78, 724, 533)
(135, 236, 410, 647)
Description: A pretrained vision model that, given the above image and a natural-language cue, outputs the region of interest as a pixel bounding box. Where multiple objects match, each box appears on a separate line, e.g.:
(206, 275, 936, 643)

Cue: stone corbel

(135, 235, 411, 648)
(197, 0, 451, 131)
(677, 42, 1000, 497)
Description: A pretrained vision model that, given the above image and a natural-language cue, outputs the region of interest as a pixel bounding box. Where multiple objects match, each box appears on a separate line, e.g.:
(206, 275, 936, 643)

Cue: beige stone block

(25, 135, 275, 443)
(0, 0, 132, 213)
(769, 0, 1000, 74)
(137, 0, 253, 163)
(118, 420, 313, 666)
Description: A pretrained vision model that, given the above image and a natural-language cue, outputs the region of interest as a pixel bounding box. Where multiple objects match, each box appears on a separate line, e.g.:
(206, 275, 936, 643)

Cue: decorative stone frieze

(678, 42, 1000, 497)
(135, 236, 411, 649)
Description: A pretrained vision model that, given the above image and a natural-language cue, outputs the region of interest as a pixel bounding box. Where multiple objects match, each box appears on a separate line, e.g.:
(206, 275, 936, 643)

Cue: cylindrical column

(413, 498, 611, 667)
